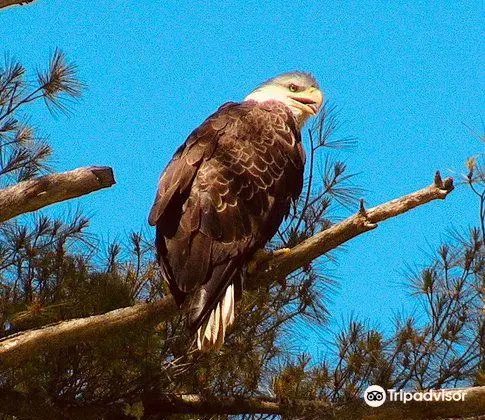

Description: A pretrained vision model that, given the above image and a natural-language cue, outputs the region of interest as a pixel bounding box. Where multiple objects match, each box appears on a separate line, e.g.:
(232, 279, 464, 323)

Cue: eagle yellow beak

(290, 87, 324, 116)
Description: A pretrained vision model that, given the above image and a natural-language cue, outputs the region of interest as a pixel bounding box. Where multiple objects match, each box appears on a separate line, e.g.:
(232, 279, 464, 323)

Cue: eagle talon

(273, 247, 291, 258)
(247, 248, 291, 274)
(247, 249, 272, 274)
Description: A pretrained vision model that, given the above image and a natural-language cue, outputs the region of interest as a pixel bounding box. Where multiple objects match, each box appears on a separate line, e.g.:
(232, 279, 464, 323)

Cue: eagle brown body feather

(148, 100, 305, 344)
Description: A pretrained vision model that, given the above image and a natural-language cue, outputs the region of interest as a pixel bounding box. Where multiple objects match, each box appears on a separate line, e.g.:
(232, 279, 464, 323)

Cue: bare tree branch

(140, 387, 485, 419)
(249, 171, 454, 285)
(0, 297, 178, 367)
(2, 387, 484, 419)
(0, 172, 453, 367)
(0, 0, 35, 10)
(0, 166, 116, 223)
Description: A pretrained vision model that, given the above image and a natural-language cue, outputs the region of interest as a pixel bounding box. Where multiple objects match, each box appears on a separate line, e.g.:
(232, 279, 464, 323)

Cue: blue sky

(2, 1, 483, 355)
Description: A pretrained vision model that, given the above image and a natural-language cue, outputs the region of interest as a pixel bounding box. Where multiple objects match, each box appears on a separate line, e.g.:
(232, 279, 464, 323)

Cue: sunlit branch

(0, 166, 116, 223)
(0, 172, 453, 366)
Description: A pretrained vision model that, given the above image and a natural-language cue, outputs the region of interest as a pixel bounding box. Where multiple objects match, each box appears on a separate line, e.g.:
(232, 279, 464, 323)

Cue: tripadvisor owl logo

(364, 385, 386, 407)
(363, 385, 468, 407)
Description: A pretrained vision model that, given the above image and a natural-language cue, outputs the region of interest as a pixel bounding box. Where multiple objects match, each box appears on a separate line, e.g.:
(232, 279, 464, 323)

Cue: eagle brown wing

(149, 100, 304, 332)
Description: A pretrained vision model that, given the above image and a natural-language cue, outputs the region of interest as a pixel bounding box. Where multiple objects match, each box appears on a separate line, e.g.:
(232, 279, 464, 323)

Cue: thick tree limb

(0, 166, 115, 223)
(0, 297, 179, 368)
(3, 387, 481, 419)
(137, 386, 485, 420)
(0, 0, 35, 9)
(141, 387, 485, 419)
(0, 173, 453, 367)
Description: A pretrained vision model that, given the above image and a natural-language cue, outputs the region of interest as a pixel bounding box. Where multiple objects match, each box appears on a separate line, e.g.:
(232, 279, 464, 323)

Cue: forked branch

(249, 171, 454, 284)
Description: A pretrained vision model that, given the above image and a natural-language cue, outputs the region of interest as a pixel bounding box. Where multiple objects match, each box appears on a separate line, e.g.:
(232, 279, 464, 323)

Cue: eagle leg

(246, 247, 291, 274)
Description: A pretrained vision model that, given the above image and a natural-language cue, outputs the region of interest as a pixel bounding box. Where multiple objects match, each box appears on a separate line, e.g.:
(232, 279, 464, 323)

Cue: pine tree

(0, 53, 482, 420)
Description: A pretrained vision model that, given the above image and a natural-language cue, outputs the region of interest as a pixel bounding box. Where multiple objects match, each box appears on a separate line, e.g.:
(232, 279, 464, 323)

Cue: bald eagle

(149, 72, 323, 351)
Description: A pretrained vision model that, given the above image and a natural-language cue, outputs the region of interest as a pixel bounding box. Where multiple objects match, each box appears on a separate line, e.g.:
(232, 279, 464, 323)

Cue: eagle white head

(244, 71, 324, 127)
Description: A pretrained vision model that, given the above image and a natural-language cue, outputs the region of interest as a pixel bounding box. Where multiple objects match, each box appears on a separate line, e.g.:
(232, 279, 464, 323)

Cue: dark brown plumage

(148, 100, 305, 336)
(149, 68, 325, 350)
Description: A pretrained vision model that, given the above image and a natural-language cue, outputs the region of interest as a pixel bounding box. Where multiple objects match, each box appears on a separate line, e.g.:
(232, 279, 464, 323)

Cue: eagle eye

(288, 83, 299, 93)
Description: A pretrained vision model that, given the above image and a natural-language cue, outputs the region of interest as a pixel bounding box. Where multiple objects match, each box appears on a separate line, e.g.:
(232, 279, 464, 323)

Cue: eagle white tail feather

(197, 284, 235, 351)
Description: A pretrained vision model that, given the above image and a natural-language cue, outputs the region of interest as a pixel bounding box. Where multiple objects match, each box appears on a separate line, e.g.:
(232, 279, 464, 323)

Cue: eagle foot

(272, 247, 291, 257)
(247, 247, 291, 274)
